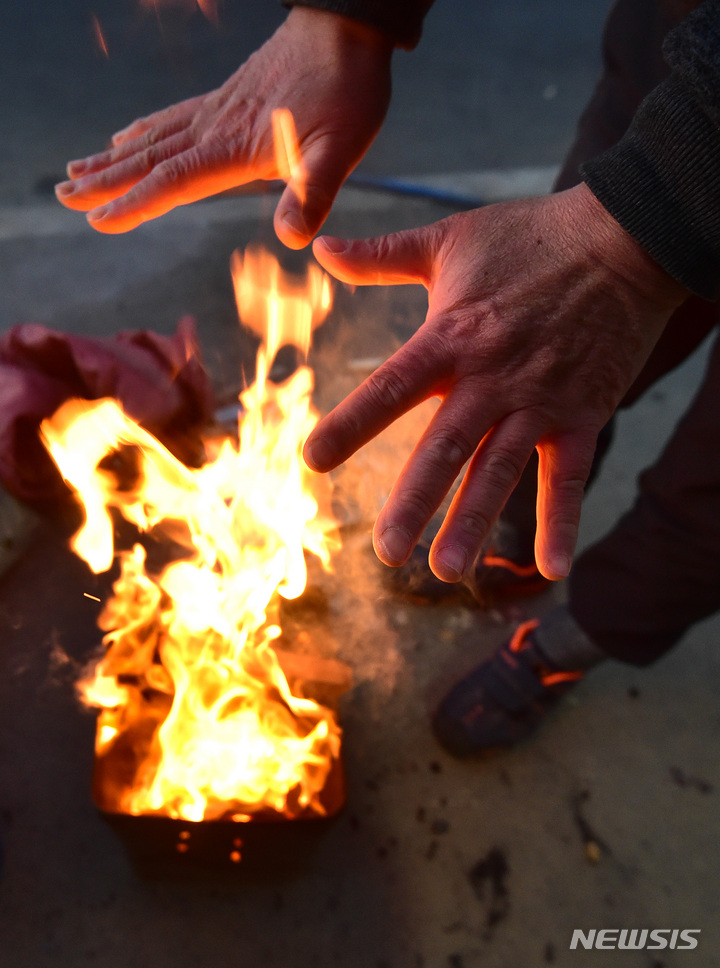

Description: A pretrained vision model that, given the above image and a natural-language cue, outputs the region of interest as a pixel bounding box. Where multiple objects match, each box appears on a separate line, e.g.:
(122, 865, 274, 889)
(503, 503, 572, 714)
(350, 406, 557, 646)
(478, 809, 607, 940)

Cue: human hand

(54, 8, 393, 246)
(308, 184, 688, 581)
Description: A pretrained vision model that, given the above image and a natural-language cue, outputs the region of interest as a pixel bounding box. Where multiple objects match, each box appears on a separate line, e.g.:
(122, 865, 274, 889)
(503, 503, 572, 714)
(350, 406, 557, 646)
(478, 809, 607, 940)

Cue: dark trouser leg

(570, 333, 720, 664)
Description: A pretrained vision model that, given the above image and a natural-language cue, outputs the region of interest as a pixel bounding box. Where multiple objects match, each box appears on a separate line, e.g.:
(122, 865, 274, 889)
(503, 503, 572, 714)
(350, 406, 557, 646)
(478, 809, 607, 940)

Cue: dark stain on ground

(669, 765, 714, 794)
(571, 789, 611, 855)
(467, 845, 510, 937)
(544, 941, 556, 962)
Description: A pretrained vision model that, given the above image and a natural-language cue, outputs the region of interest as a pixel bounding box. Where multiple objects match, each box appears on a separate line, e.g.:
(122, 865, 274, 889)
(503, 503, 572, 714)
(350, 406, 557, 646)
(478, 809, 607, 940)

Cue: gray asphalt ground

(1, 2, 719, 967)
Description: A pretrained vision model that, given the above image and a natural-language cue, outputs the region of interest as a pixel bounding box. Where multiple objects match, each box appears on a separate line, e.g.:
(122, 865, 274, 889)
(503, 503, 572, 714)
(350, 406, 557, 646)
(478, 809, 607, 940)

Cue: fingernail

(87, 206, 109, 222)
(55, 181, 75, 197)
(376, 526, 412, 565)
(435, 546, 467, 582)
(319, 236, 348, 255)
(549, 554, 571, 579)
(305, 436, 335, 471)
(280, 210, 307, 237)
(67, 160, 87, 177)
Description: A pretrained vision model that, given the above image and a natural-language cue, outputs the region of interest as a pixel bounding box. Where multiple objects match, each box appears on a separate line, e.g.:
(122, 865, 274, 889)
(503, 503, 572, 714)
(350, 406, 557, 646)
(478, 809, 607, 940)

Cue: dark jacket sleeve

(581, 0, 720, 299)
(282, 0, 434, 50)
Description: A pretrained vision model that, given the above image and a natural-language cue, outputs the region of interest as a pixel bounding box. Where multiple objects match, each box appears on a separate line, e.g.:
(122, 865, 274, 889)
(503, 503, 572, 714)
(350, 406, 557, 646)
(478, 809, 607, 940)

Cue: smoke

(304, 283, 445, 711)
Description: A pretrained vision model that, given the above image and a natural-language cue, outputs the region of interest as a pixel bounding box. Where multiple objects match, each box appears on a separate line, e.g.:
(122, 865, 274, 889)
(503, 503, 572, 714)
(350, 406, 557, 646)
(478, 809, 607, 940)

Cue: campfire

(39, 245, 348, 864)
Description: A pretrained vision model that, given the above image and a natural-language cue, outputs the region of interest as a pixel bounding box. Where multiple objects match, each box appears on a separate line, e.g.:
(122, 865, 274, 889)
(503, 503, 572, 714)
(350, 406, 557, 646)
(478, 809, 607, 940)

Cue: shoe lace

(482, 555, 541, 578)
(508, 618, 583, 687)
(508, 618, 540, 653)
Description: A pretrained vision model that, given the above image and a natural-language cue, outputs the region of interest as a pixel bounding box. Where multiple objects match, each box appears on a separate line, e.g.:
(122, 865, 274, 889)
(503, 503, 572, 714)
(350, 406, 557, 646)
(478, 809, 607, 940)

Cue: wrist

(569, 183, 689, 311)
(285, 6, 395, 59)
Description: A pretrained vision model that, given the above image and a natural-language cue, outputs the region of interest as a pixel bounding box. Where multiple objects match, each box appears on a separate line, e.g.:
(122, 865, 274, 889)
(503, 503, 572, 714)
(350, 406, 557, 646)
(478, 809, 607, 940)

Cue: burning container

(40, 246, 347, 870)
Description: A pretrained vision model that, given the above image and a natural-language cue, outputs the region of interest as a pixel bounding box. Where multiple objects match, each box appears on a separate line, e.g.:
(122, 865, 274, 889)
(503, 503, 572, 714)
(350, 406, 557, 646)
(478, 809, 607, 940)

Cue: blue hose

(346, 173, 483, 209)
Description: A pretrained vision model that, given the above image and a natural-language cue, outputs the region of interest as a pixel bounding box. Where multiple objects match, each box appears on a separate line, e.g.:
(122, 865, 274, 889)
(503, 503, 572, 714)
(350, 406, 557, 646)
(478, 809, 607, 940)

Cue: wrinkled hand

(308, 184, 688, 581)
(54, 8, 392, 246)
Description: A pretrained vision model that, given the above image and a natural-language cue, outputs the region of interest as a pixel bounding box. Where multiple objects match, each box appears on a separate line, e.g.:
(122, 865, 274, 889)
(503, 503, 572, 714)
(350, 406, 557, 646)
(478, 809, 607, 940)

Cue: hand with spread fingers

(54, 8, 392, 246)
(308, 183, 688, 583)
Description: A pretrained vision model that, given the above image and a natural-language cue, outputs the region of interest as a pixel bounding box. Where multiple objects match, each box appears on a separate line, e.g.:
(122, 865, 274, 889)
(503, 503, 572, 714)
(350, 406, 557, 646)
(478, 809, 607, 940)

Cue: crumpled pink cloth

(0, 317, 216, 507)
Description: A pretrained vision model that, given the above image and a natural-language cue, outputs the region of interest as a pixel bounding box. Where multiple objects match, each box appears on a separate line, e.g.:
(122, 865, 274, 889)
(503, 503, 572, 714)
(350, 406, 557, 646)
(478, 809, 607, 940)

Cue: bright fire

(40, 246, 342, 823)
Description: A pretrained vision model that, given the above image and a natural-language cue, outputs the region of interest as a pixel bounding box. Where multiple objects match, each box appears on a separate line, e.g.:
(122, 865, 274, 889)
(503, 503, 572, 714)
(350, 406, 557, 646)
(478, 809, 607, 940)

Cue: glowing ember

(40, 246, 342, 824)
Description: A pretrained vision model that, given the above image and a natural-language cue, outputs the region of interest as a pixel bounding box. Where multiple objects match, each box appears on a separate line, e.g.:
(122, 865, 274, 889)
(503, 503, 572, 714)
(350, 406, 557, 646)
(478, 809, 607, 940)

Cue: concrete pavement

(1, 0, 719, 965)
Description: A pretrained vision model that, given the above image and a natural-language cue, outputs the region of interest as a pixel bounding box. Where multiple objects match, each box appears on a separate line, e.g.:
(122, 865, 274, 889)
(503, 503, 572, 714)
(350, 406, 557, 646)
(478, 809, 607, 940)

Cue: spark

(83, 592, 102, 602)
(91, 14, 109, 58)
(138, 0, 218, 24)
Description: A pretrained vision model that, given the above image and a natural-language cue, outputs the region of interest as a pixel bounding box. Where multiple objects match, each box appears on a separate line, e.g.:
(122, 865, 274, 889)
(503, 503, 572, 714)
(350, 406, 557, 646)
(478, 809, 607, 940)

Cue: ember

(40, 245, 345, 834)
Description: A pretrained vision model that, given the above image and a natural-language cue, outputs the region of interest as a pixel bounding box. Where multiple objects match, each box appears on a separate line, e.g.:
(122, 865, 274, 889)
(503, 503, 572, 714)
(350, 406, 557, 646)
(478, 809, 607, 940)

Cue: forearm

(282, 0, 435, 50)
(581, 0, 720, 299)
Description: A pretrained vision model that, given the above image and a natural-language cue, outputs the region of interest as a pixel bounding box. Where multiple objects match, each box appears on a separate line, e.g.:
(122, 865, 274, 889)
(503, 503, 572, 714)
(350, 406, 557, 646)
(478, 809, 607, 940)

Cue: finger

(428, 414, 540, 582)
(56, 131, 195, 211)
(304, 329, 449, 473)
(80, 146, 253, 233)
(371, 389, 490, 567)
(313, 223, 443, 287)
(534, 429, 597, 580)
(110, 96, 205, 147)
(65, 115, 195, 180)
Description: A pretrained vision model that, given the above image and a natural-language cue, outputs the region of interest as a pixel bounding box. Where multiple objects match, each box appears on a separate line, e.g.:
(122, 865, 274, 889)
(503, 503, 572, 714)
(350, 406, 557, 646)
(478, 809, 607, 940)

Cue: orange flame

(272, 108, 307, 205)
(40, 249, 341, 823)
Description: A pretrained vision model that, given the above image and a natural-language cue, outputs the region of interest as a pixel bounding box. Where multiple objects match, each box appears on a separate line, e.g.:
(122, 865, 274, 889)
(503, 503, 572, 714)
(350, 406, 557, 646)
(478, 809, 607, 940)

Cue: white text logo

(569, 929, 700, 950)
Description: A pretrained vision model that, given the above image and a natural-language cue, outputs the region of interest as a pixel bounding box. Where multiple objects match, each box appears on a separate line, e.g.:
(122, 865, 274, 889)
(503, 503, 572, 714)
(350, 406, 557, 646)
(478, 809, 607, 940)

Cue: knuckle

(395, 485, 439, 529)
(452, 504, 493, 543)
(138, 147, 160, 174)
(365, 365, 412, 413)
(90, 149, 113, 170)
(482, 447, 526, 492)
(304, 180, 335, 215)
(144, 126, 163, 147)
(424, 427, 474, 474)
(154, 151, 196, 187)
(153, 158, 182, 188)
(372, 233, 398, 264)
(547, 473, 587, 502)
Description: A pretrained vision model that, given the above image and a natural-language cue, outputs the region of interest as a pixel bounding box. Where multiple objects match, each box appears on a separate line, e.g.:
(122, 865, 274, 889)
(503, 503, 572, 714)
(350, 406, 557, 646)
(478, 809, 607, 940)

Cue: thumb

(312, 223, 440, 287)
(273, 138, 348, 250)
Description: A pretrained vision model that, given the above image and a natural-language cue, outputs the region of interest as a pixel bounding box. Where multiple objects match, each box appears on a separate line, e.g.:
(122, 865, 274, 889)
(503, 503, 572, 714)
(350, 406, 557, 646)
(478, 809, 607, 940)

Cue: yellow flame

(41, 249, 341, 822)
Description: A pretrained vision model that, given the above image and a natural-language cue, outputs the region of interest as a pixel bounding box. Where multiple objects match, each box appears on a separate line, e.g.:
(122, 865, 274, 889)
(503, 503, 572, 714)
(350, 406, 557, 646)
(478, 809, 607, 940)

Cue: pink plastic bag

(0, 317, 215, 507)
